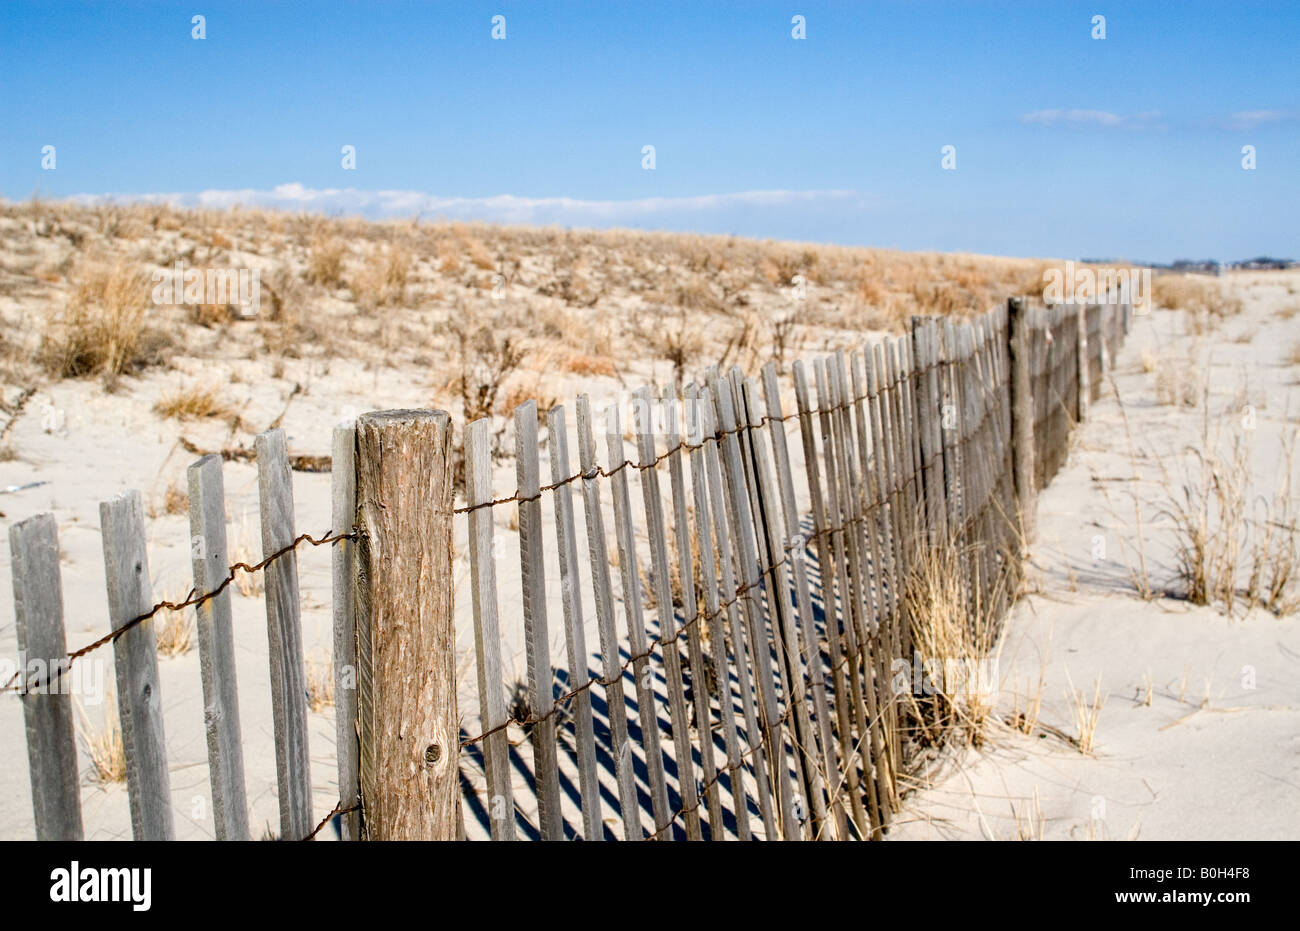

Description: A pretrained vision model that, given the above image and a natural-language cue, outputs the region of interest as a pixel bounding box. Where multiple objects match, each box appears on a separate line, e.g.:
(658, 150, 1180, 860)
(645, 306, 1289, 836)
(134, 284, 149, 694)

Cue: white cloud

(1221, 109, 1297, 130)
(1020, 109, 1163, 129)
(65, 183, 870, 227)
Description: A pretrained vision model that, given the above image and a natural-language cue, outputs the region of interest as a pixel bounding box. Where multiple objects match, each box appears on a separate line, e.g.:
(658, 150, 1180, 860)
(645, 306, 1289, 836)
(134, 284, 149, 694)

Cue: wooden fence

(6, 296, 1130, 841)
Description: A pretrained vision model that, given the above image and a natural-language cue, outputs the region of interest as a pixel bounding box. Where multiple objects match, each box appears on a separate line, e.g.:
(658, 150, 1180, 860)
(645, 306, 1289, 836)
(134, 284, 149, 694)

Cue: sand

(891, 270, 1300, 840)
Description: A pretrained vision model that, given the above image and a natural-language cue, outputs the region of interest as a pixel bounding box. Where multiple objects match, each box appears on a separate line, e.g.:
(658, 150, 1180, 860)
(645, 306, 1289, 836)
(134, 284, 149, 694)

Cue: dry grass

(153, 384, 230, 420)
(1067, 671, 1106, 754)
(1157, 415, 1299, 616)
(155, 597, 195, 658)
(453, 319, 526, 424)
(564, 353, 617, 377)
(349, 241, 411, 310)
(147, 481, 189, 518)
(1008, 669, 1045, 736)
(75, 692, 127, 784)
(902, 536, 1010, 750)
(1152, 357, 1202, 407)
(306, 235, 347, 288)
(1012, 787, 1045, 840)
(306, 653, 335, 712)
(1152, 273, 1243, 324)
(37, 258, 166, 386)
(231, 515, 264, 597)
(1, 200, 1066, 404)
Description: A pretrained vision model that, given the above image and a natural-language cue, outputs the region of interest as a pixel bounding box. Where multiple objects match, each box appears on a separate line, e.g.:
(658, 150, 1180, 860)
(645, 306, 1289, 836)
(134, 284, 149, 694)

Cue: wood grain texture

(575, 395, 640, 840)
(683, 383, 751, 840)
(355, 410, 458, 840)
(661, 385, 723, 838)
(631, 386, 702, 840)
(255, 428, 313, 839)
(604, 400, 673, 836)
(760, 364, 843, 839)
(9, 513, 83, 840)
(793, 361, 869, 839)
(1007, 297, 1037, 543)
(742, 374, 823, 839)
(546, 404, 603, 841)
(514, 401, 564, 840)
(465, 417, 516, 840)
(186, 454, 250, 841)
(330, 424, 361, 841)
(694, 387, 762, 840)
(709, 369, 796, 839)
(100, 490, 174, 841)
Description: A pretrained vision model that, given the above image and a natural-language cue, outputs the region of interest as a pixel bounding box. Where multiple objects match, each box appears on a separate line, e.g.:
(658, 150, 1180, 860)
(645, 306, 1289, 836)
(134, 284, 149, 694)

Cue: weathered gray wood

(574, 395, 640, 840)
(844, 348, 898, 799)
(699, 379, 776, 839)
(464, 418, 516, 840)
(900, 335, 928, 559)
(99, 490, 174, 841)
(709, 369, 798, 839)
(938, 319, 964, 543)
(861, 347, 903, 802)
(604, 400, 673, 836)
(760, 363, 844, 840)
(792, 360, 869, 839)
(513, 401, 564, 840)
(742, 374, 824, 839)
(821, 358, 888, 834)
(545, 404, 603, 841)
(865, 346, 903, 639)
(354, 410, 458, 840)
(1076, 303, 1090, 421)
(255, 429, 313, 840)
(186, 454, 250, 841)
(661, 385, 723, 837)
(9, 514, 83, 840)
(330, 424, 360, 841)
(683, 384, 751, 840)
(1007, 297, 1037, 543)
(911, 316, 948, 540)
(631, 386, 703, 840)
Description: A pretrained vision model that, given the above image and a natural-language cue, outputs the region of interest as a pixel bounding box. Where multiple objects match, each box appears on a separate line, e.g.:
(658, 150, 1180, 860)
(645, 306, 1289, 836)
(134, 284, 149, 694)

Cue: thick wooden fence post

(9, 514, 83, 840)
(354, 409, 458, 840)
(1007, 297, 1036, 544)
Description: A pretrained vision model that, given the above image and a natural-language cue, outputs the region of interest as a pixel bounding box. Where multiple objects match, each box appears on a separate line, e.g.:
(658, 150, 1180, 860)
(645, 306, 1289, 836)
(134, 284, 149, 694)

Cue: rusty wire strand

(1, 529, 355, 697)
(301, 801, 362, 841)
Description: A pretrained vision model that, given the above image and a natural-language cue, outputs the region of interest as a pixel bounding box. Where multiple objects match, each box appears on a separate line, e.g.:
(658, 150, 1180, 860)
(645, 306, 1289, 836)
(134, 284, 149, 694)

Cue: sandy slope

(892, 271, 1300, 841)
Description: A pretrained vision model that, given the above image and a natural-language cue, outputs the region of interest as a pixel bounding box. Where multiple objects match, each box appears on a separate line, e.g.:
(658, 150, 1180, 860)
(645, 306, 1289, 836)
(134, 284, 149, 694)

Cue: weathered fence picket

(9, 514, 82, 840)
(546, 404, 603, 841)
(255, 428, 313, 840)
(100, 490, 174, 841)
(187, 454, 250, 841)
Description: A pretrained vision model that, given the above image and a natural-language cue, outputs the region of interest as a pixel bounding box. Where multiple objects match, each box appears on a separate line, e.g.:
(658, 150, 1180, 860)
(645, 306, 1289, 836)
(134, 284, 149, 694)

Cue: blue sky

(1, 1, 1296, 262)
